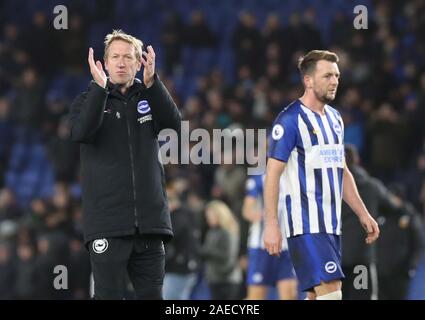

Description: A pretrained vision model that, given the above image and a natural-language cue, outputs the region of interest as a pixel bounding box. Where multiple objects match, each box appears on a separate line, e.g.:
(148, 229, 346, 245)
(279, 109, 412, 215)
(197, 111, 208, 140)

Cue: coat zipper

(123, 100, 138, 228)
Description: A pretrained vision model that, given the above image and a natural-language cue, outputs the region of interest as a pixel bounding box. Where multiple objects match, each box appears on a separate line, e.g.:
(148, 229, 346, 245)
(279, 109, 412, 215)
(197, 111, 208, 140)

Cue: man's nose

(117, 59, 125, 67)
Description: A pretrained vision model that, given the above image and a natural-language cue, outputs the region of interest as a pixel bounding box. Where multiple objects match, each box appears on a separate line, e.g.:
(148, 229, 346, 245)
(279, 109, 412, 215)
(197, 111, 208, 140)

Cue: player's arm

(242, 196, 261, 223)
(342, 163, 380, 244)
(264, 158, 286, 225)
(263, 158, 286, 255)
(264, 113, 296, 255)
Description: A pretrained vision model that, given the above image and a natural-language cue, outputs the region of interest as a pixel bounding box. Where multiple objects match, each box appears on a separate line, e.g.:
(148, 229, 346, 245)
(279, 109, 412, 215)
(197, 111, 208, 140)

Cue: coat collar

(106, 78, 145, 100)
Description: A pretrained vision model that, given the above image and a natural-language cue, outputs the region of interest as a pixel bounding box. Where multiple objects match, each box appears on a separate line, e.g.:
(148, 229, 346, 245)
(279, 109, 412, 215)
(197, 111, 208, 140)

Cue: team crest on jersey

(325, 261, 337, 273)
(137, 100, 151, 114)
(272, 124, 284, 140)
(333, 122, 342, 136)
(93, 238, 108, 254)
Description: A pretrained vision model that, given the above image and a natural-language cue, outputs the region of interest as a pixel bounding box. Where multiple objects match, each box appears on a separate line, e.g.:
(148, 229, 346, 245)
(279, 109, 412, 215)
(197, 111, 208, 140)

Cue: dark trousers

(209, 282, 241, 300)
(89, 234, 165, 300)
(378, 274, 410, 300)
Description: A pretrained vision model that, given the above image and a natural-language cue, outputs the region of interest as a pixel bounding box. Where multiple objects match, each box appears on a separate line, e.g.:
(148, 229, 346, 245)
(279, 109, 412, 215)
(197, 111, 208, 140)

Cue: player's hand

(141, 45, 155, 88)
(88, 47, 107, 88)
(264, 222, 282, 256)
(359, 214, 380, 244)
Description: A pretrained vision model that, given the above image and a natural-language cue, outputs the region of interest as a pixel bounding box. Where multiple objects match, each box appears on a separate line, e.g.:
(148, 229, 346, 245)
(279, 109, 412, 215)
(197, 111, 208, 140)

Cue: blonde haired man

(69, 30, 181, 299)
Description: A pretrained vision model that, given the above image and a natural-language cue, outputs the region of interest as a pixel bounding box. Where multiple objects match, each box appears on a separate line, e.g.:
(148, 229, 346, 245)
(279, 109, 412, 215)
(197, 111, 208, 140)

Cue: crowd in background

(0, 0, 424, 299)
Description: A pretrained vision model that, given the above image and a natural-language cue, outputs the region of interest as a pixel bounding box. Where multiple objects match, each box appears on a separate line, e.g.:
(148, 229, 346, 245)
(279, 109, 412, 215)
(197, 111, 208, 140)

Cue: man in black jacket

(341, 144, 400, 300)
(163, 182, 201, 300)
(376, 184, 425, 300)
(69, 30, 181, 299)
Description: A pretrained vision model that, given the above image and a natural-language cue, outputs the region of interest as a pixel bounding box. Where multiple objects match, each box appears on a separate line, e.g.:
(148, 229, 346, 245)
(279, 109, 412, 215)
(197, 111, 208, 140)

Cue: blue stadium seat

(5, 140, 55, 208)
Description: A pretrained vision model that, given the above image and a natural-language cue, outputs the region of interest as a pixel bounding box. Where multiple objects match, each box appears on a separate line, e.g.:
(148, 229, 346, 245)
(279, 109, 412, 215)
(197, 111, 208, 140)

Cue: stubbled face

(105, 40, 141, 85)
(307, 60, 340, 104)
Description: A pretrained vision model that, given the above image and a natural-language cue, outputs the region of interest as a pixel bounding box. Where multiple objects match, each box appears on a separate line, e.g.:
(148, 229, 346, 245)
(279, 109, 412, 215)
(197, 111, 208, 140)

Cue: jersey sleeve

(267, 113, 297, 162)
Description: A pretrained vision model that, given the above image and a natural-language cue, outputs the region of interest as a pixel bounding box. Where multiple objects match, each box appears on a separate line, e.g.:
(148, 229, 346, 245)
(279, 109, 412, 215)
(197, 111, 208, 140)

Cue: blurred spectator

(59, 15, 88, 74)
(0, 98, 14, 187)
(35, 232, 71, 299)
(11, 67, 45, 131)
(161, 12, 184, 74)
(47, 117, 79, 183)
(25, 198, 49, 232)
(68, 235, 91, 299)
(262, 14, 283, 48)
(341, 144, 401, 300)
(298, 9, 323, 52)
(232, 12, 261, 77)
(367, 103, 409, 182)
(0, 188, 21, 222)
(200, 200, 242, 300)
(280, 13, 303, 68)
(184, 10, 216, 48)
(330, 11, 353, 48)
(0, 242, 16, 299)
(43, 183, 73, 233)
(212, 156, 246, 218)
(376, 184, 425, 300)
(42, 93, 68, 136)
(14, 241, 37, 299)
(339, 88, 365, 153)
(404, 152, 425, 217)
(163, 183, 201, 300)
(0, 23, 30, 91)
(21, 11, 59, 76)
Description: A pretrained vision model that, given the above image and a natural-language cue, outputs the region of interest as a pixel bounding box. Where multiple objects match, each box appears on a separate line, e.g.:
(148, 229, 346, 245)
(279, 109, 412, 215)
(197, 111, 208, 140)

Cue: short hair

(298, 50, 339, 77)
(104, 29, 143, 61)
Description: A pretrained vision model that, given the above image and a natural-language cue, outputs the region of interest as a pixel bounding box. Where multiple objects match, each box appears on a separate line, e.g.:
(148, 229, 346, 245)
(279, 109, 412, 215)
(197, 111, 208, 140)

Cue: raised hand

(88, 47, 107, 88)
(141, 45, 155, 88)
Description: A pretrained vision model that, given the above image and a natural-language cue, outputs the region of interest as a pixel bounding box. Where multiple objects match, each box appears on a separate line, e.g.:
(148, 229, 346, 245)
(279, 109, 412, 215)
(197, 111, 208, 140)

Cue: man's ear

(136, 59, 142, 72)
(104, 59, 109, 71)
(304, 74, 313, 89)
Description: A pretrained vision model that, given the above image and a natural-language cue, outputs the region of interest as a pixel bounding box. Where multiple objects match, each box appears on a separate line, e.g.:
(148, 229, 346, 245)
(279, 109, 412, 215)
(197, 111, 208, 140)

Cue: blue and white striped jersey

(267, 100, 345, 238)
(245, 174, 289, 250)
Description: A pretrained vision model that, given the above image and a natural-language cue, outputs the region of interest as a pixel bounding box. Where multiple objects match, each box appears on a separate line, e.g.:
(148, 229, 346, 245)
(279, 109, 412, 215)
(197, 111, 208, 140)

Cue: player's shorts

(287, 233, 345, 292)
(246, 248, 296, 286)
